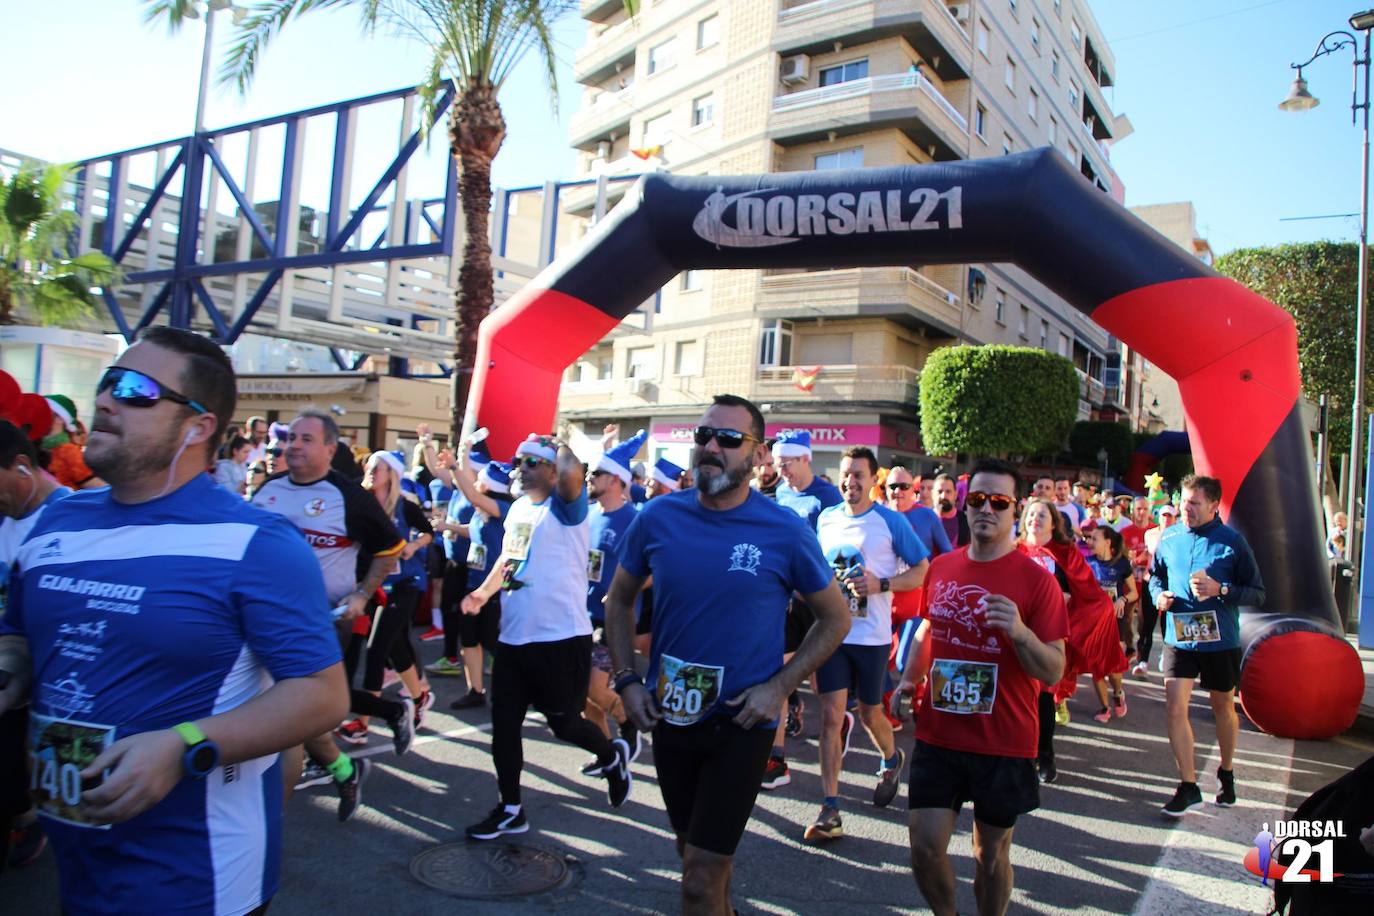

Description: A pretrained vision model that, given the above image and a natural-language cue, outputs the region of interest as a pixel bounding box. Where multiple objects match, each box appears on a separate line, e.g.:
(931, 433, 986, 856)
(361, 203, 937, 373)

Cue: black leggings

(1037, 690, 1055, 764)
(1137, 593, 1159, 664)
(363, 582, 420, 690)
(490, 635, 613, 805)
(440, 560, 470, 660)
(338, 620, 405, 722)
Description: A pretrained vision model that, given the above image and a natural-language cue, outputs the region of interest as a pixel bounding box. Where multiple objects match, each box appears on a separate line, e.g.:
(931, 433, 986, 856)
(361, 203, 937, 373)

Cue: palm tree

(0, 164, 118, 326)
(146, 0, 636, 442)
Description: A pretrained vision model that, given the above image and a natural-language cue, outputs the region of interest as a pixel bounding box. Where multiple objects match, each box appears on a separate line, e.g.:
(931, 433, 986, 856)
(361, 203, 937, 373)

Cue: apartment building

(559, 0, 1132, 474)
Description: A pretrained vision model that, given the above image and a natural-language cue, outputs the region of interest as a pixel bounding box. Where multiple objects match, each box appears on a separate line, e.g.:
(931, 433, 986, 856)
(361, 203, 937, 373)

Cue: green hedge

(1069, 420, 1135, 476)
(919, 345, 1079, 457)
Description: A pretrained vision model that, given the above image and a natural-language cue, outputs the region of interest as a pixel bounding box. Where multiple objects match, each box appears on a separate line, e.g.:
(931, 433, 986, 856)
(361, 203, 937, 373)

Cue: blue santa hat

(772, 429, 811, 459)
(514, 434, 558, 464)
(480, 461, 513, 494)
(652, 456, 685, 490)
(367, 449, 406, 479)
(596, 428, 648, 484)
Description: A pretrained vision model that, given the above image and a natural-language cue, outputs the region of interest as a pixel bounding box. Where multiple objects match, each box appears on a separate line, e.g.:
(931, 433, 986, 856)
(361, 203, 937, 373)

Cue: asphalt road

(4, 638, 1371, 915)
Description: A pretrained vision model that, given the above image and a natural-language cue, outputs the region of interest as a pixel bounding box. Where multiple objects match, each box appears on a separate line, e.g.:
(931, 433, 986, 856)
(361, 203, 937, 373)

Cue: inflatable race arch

(466, 149, 1364, 740)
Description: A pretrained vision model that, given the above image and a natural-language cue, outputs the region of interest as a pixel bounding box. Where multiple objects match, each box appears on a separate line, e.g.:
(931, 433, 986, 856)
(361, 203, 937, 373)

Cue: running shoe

(804, 805, 843, 842)
(873, 749, 905, 808)
(413, 689, 436, 731)
(425, 656, 464, 677)
(1054, 700, 1071, 726)
(1131, 661, 1149, 678)
(605, 738, 632, 808)
(466, 805, 529, 840)
(334, 719, 369, 745)
(786, 697, 805, 738)
(418, 626, 445, 642)
(1161, 781, 1204, 818)
(619, 721, 643, 763)
(760, 756, 791, 790)
(1092, 707, 1111, 724)
(298, 760, 333, 789)
(840, 709, 855, 755)
(450, 688, 487, 710)
(336, 757, 370, 823)
(387, 697, 416, 756)
(1037, 757, 1058, 785)
(580, 757, 607, 777)
(1215, 768, 1237, 807)
(7, 820, 47, 867)
(1113, 691, 1128, 718)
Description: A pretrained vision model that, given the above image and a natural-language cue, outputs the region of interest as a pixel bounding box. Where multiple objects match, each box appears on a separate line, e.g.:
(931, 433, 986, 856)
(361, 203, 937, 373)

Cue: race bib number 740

(656, 654, 723, 726)
(28, 714, 115, 829)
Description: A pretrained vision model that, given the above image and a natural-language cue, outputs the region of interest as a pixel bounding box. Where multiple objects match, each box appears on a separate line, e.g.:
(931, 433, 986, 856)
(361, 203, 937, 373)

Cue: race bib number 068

(656, 654, 723, 726)
(930, 659, 998, 715)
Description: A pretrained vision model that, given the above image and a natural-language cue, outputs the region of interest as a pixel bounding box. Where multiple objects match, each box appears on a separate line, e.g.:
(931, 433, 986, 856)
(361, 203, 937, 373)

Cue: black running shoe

(298, 759, 332, 789)
(605, 738, 632, 808)
(1215, 768, 1237, 807)
(466, 805, 529, 840)
(873, 749, 905, 808)
(619, 721, 642, 763)
(1162, 781, 1204, 818)
(386, 698, 415, 756)
(803, 805, 843, 842)
(580, 757, 606, 777)
(449, 689, 487, 710)
(336, 757, 370, 823)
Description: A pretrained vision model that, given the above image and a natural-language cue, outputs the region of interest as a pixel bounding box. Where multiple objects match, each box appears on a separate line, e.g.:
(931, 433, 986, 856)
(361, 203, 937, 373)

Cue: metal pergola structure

(47, 86, 651, 377)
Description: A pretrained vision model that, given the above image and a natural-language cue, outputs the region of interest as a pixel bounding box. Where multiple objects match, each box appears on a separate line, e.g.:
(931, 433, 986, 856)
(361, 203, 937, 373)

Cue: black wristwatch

(612, 668, 643, 694)
(879, 577, 891, 593)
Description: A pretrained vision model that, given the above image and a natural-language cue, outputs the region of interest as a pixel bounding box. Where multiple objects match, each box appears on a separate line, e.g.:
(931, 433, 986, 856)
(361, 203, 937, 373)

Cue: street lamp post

(1282, 10, 1374, 595)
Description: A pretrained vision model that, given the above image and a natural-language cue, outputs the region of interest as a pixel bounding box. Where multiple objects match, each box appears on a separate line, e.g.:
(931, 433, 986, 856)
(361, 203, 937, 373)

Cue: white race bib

(656, 654, 724, 726)
(28, 714, 115, 829)
(930, 659, 998, 715)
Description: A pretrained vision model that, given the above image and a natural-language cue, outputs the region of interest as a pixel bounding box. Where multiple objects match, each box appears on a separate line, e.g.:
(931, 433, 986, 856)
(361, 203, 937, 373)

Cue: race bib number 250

(656, 654, 724, 726)
(28, 714, 115, 829)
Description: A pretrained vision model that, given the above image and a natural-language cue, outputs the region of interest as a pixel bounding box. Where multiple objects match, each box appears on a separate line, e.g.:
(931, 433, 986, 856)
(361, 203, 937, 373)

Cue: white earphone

(17, 466, 31, 477)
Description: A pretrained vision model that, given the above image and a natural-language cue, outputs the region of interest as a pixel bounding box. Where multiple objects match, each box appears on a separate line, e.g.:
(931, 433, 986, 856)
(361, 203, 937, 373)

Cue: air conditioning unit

(948, 3, 971, 24)
(780, 54, 810, 85)
(630, 378, 651, 398)
(596, 140, 611, 159)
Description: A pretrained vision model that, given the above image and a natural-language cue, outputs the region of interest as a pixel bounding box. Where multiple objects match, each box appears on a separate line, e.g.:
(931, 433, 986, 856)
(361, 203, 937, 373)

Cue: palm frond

(219, 0, 377, 94)
(140, 0, 204, 34)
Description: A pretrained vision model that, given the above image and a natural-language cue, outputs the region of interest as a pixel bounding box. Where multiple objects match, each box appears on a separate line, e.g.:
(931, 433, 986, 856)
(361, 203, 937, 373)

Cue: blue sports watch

(173, 722, 220, 779)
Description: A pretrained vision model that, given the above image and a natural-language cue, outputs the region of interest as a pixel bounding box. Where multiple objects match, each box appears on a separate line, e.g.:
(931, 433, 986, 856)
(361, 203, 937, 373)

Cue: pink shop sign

(651, 423, 884, 447)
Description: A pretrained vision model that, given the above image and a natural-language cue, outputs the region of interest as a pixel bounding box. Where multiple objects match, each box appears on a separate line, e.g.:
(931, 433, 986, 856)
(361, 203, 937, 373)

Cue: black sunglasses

(887, 482, 912, 491)
(516, 456, 551, 470)
(966, 491, 1016, 512)
(693, 425, 758, 449)
(97, 367, 208, 414)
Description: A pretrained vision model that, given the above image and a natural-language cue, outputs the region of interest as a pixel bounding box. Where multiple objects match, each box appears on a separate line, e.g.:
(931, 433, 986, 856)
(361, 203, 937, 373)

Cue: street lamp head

(1350, 10, 1374, 31)
(1279, 70, 1320, 112)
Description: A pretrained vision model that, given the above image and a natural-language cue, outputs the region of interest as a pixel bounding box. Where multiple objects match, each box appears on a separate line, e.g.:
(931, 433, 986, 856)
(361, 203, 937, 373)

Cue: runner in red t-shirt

(897, 459, 1068, 916)
(1119, 497, 1156, 676)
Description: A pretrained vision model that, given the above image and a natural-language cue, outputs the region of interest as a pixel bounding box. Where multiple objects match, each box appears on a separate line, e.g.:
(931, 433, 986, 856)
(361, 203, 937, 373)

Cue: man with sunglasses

(604, 394, 850, 916)
(886, 465, 953, 557)
(460, 434, 632, 841)
(0, 327, 348, 916)
(808, 446, 930, 842)
(898, 458, 1068, 916)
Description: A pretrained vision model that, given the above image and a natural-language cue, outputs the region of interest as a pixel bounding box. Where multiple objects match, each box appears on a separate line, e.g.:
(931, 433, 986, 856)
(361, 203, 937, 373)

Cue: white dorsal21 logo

(692, 186, 963, 249)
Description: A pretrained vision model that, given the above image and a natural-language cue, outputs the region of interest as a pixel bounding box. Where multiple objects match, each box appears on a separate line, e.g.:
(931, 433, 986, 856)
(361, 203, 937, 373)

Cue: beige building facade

(559, 0, 1133, 476)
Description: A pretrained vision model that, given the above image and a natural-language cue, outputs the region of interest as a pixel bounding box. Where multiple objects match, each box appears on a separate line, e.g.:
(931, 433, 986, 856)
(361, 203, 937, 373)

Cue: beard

(938, 499, 954, 513)
(85, 422, 181, 485)
(695, 452, 751, 497)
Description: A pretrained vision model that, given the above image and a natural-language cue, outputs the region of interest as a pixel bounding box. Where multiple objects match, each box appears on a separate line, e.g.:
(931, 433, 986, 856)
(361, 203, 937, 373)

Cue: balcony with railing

(573, 15, 638, 84)
(581, 0, 626, 22)
(755, 363, 921, 406)
(758, 265, 963, 337)
(775, 0, 971, 81)
(770, 71, 967, 158)
(569, 83, 635, 148)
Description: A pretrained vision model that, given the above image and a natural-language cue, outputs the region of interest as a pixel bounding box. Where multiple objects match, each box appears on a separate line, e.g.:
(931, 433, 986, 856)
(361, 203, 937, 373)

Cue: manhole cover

(409, 841, 570, 899)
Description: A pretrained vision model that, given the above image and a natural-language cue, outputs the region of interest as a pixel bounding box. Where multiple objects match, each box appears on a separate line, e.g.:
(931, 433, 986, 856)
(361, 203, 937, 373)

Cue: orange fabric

(48, 442, 95, 488)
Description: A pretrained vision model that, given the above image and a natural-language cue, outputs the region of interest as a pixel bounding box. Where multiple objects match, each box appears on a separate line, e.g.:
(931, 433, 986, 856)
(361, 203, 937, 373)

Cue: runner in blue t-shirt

(604, 395, 849, 915)
(0, 330, 346, 916)
(766, 430, 843, 785)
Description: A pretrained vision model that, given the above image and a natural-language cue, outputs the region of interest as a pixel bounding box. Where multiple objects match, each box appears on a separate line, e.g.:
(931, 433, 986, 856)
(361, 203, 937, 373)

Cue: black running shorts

(908, 739, 1040, 829)
(1161, 645, 1241, 693)
(653, 717, 775, 856)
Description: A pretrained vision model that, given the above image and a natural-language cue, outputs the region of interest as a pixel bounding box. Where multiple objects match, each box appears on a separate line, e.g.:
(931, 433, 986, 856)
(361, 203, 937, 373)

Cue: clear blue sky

(1, 0, 1368, 257)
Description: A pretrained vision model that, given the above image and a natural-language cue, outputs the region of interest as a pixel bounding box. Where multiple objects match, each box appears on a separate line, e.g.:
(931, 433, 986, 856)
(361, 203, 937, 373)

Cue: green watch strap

(173, 721, 208, 747)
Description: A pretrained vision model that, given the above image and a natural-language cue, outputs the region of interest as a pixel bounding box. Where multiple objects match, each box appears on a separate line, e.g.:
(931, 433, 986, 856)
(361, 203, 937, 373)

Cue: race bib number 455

(656, 654, 723, 726)
(28, 714, 115, 829)
(930, 659, 998, 715)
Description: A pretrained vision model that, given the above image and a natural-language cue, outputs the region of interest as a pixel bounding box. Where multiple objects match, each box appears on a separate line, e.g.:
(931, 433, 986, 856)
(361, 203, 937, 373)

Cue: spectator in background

(1328, 511, 1350, 559)
(933, 473, 969, 548)
(213, 435, 252, 495)
(244, 415, 268, 465)
(40, 395, 104, 490)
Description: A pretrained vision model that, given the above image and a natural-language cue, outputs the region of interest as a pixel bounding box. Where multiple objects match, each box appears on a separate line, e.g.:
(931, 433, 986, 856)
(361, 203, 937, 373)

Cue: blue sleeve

(930, 513, 953, 555)
(618, 507, 651, 578)
(884, 509, 930, 565)
(232, 518, 343, 679)
(1149, 536, 1169, 598)
(791, 521, 836, 595)
(550, 487, 590, 525)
